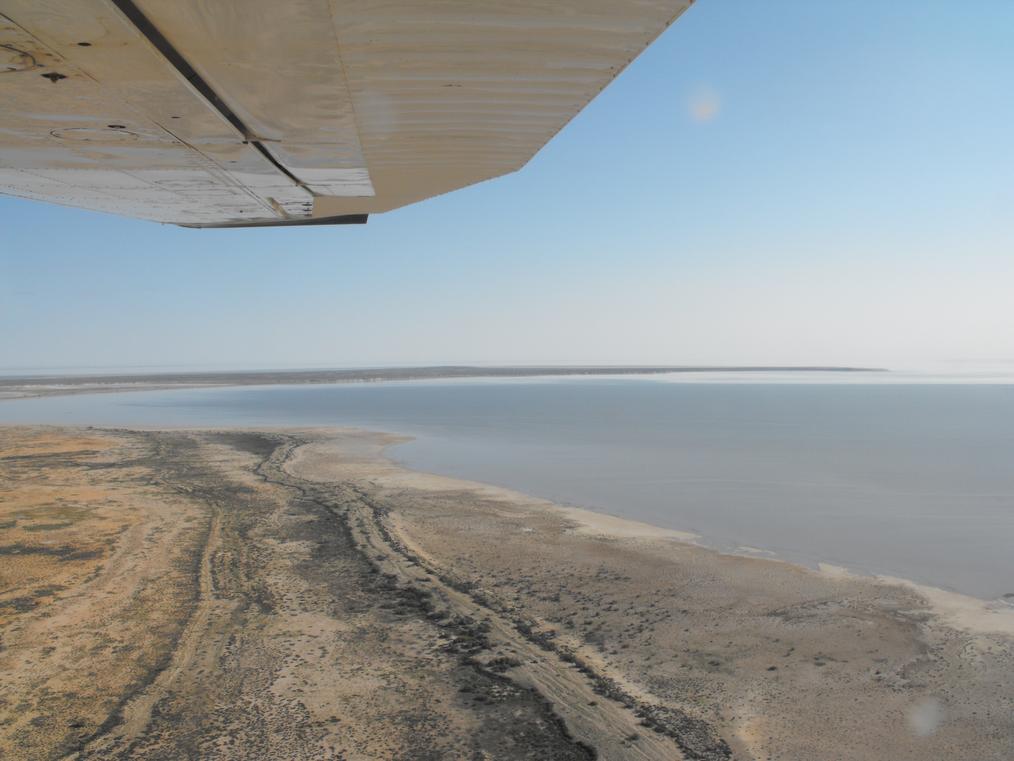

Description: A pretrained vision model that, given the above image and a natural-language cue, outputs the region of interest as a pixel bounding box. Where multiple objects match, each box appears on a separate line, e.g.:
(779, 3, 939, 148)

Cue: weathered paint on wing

(0, 1, 691, 227)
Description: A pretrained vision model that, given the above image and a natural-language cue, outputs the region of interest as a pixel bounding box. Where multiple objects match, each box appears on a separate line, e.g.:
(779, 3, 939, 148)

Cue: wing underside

(0, 1, 691, 227)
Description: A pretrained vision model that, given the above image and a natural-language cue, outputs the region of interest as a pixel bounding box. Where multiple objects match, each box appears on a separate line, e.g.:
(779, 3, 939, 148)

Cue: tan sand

(2, 426, 1012, 761)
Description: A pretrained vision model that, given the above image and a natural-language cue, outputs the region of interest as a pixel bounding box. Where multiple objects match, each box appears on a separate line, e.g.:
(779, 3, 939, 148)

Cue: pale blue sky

(3, 1, 1013, 373)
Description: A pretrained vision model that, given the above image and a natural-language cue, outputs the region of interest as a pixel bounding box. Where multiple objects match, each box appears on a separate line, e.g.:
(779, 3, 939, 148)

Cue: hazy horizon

(4, 1, 1013, 371)
(4, 359, 1014, 380)
(0, 360, 891, 376)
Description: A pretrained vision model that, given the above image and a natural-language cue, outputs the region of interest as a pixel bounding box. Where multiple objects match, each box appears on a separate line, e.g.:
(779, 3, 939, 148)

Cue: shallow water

(2, 377, 1013, 599)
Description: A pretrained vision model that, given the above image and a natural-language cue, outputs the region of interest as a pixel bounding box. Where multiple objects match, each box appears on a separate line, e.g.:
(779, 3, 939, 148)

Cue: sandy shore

(1, 426, 1011, 760)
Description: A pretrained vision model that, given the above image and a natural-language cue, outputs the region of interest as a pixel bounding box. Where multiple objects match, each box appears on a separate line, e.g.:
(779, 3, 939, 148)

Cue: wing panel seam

(107, 0, 314, 196)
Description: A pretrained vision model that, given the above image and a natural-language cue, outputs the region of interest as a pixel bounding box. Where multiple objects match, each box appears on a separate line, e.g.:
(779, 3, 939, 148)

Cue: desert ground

(1, 426, 1011, 760)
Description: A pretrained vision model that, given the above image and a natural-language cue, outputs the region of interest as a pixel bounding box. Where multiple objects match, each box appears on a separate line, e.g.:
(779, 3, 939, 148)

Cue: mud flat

(1, 427, 1012, 760)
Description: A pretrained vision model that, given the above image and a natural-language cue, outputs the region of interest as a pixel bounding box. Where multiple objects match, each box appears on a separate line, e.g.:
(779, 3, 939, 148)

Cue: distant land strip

(0, 365, 885, 400)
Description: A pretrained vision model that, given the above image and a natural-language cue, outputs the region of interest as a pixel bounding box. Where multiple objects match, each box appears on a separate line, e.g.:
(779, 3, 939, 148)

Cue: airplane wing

(0, 1, 691, 228)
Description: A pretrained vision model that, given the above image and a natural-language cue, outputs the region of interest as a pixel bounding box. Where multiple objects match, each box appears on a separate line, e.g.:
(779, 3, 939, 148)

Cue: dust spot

(907, 696, 943, 737)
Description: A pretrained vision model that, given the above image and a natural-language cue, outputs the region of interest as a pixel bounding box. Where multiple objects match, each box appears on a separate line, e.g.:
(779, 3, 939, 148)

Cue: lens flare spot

(689, 87, 721, 123)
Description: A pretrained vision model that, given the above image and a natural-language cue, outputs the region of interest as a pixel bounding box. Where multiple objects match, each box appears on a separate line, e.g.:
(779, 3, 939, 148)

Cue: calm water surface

(3, 378, 1013, 600)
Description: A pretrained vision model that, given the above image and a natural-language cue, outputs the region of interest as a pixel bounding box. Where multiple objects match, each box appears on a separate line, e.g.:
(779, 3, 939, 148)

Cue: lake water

(2, 376, 1013, 600)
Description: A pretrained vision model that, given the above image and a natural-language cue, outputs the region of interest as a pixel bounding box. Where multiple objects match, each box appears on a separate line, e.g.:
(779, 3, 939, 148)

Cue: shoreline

(288, 428, 1014, 758)
(3, 425, 1013, 759)
(9, 419, 1014, 618)
(7, 379, 1014, 604)
(376, 433, 1014, 621)
(4, 378, 1012, 603)
(369, 430, 1014, 636)
(5, 416, 1012, 617)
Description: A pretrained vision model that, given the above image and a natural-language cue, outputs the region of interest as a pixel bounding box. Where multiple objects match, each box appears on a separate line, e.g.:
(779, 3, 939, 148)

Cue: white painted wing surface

(0, 1, 691, 227)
